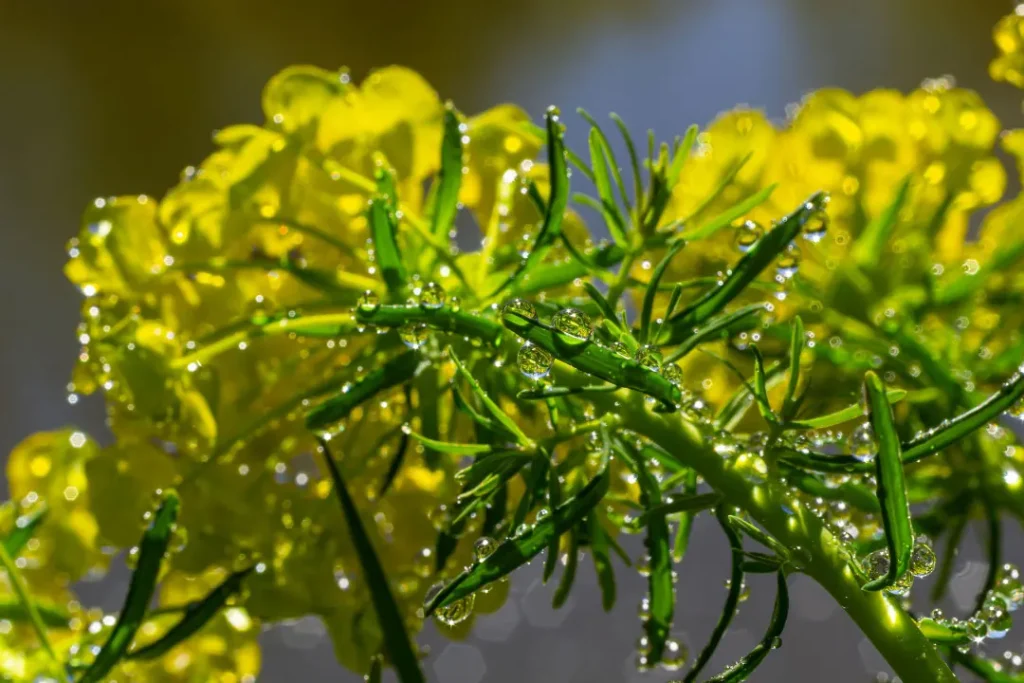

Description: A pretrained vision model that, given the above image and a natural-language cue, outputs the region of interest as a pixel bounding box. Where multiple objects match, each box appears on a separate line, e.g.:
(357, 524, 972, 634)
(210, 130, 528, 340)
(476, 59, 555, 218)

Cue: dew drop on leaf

(733, 219, 764, 253)
(776, 242, 802, 279)
(517, 342, 552, 380)
(419, 282, 446, 310)
(551, 308, 593, 344)
(502, 297, 537, 321)
(473, 536, 497, 562)
(848, 422, 878, 463)
(635, 345, 662, 372)
(357, 289, 380, 312)
(661, 363, 683, 386)
(434, 592, 476, 627)
(801, 210, 829, 243)
(910, 543, 937, 577)
(661, 638, 688, 671)
(399, 322, 429, 349)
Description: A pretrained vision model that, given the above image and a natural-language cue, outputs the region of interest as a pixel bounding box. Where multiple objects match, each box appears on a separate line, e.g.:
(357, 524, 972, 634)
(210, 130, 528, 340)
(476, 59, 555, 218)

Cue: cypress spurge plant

(11, 8, 1024, 683)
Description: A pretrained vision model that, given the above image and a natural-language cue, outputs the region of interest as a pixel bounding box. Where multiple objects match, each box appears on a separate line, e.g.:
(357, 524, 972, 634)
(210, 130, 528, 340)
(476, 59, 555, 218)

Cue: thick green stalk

(600, 394, 958, 683)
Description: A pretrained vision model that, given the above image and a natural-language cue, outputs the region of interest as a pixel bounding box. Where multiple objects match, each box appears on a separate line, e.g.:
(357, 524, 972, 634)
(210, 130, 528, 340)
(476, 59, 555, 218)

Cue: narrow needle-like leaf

(862, 371, 913, 593)
(425, 467, 609, 615)
(306, 350, 422, 431)
(705, 570, 790, 682)
(318, 439, 425, 683)
(79, 493, 180, 683)
(128, 567, 253, 660)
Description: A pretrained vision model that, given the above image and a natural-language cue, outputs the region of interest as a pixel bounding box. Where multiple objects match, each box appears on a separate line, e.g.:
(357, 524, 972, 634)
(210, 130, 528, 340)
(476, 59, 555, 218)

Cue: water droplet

(733, 219, 764, 253)
(661, 363, 683, 386)
(473, 537, 497, 562)
(847, 422, 878, 463)
(967, 616, 990, 642)
(435, 593, 476, 627)
(635, 345, 662, 372)
(801, 210, 829, 243)
(518, 342, 553, 380)
(661, 638, 688, 671)
(910, 543, 937, 577)
(357, 290, 380, 312)
(776, 243, 801, 278)
(449, 295, 461, 312)
(501, 298, 536, 321)
(886, 571, 914, 597)
(551, 308, 593, 345)
(399, 322, 429, 349)
(982, 596, 1013, 639)
(861, 549, 890, 581)
(419, 282, 446, 310)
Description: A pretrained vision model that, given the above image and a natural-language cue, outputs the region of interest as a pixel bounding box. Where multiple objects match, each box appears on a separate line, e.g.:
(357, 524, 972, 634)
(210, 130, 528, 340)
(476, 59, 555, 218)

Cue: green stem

(0, 542, 61, 673)
(600, 394, 958, 683)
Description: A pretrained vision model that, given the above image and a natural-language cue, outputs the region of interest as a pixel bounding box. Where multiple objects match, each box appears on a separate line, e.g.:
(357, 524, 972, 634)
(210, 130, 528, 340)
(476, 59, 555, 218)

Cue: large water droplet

(801, 210, 829, 243)
(848, 422, 878, 463)
(357, 289, 380, 312)
(552, 308, 593, 345)
(419, 282, 446, 310)
(661, 638, 688, 671)
(502, 297, 536, 321)
(473, 537, 497, 562)
(399, 322, 429, 349)
(635, 345, 662, 372)
(776, 243, 801, 279)
(910, 543, 937, 577)
(661, 363, 683, 386)
(435, 593, 476, 627)
(733, 219, 764, 253)
(518, 342, 552, 380)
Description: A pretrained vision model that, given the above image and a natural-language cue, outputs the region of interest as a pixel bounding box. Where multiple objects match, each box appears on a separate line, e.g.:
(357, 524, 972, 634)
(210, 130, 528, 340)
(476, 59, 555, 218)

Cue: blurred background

(0, 0, 1019, 680)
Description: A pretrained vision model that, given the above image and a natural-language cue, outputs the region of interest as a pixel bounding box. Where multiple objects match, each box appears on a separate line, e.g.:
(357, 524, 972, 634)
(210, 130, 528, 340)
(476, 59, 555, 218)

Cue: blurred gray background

(0, 0, 1019, 680)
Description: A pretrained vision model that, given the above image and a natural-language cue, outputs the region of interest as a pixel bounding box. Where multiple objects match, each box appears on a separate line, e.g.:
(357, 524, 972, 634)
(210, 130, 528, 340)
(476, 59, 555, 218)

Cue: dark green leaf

(663, 304, 764, 362)
(588, 513, 617, 611)
(664, 193, 829, 343)
(715, 359, 785, 430)
(637, 492, 720, 523)
(511, 452, 551, 534)
(367, 655, 383, 683)
(679, 184, 776, 241)
(318, 439, 425, 683)
(609, 113, 643, 212)
(501, 312, 681, 409)
(408, 432, 493, 456)
(781, 316, 805, 422)
(425, 467, 609, 615)
(551, 528, 579, 609)
(355, 305, 504, 346)
(705, 570, 789, 682)
(430, 104, 463, 238)
(3, 504, 47, 558)
(79, 492, 180, 683)
(493, 107, 570, 296)
(543, 461, 563, 583)
(862, 371, 913, 593)
(787, 389, 907, 429)
(672, 469, 698, 563)
(449, 349, 534, 446)
(727, 516, 790, 559)
(782, 365, 1024, 473)
(851, 175, 911, 269)
(615, 441, 673, 663)
(379, 421, 410, 498)
(368, 189, 406, 295)
(586, 129, 629, 245)
(640, 241, 684, 344)
(684, 507, 744, 682)
(582, 282, 621, 328)
(750, 347, 775, 423)
(517, 383, 618, 400)
(305, 350, 422, 431)
(0, 599, 70, 628)
(128, 567, 253, 660)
